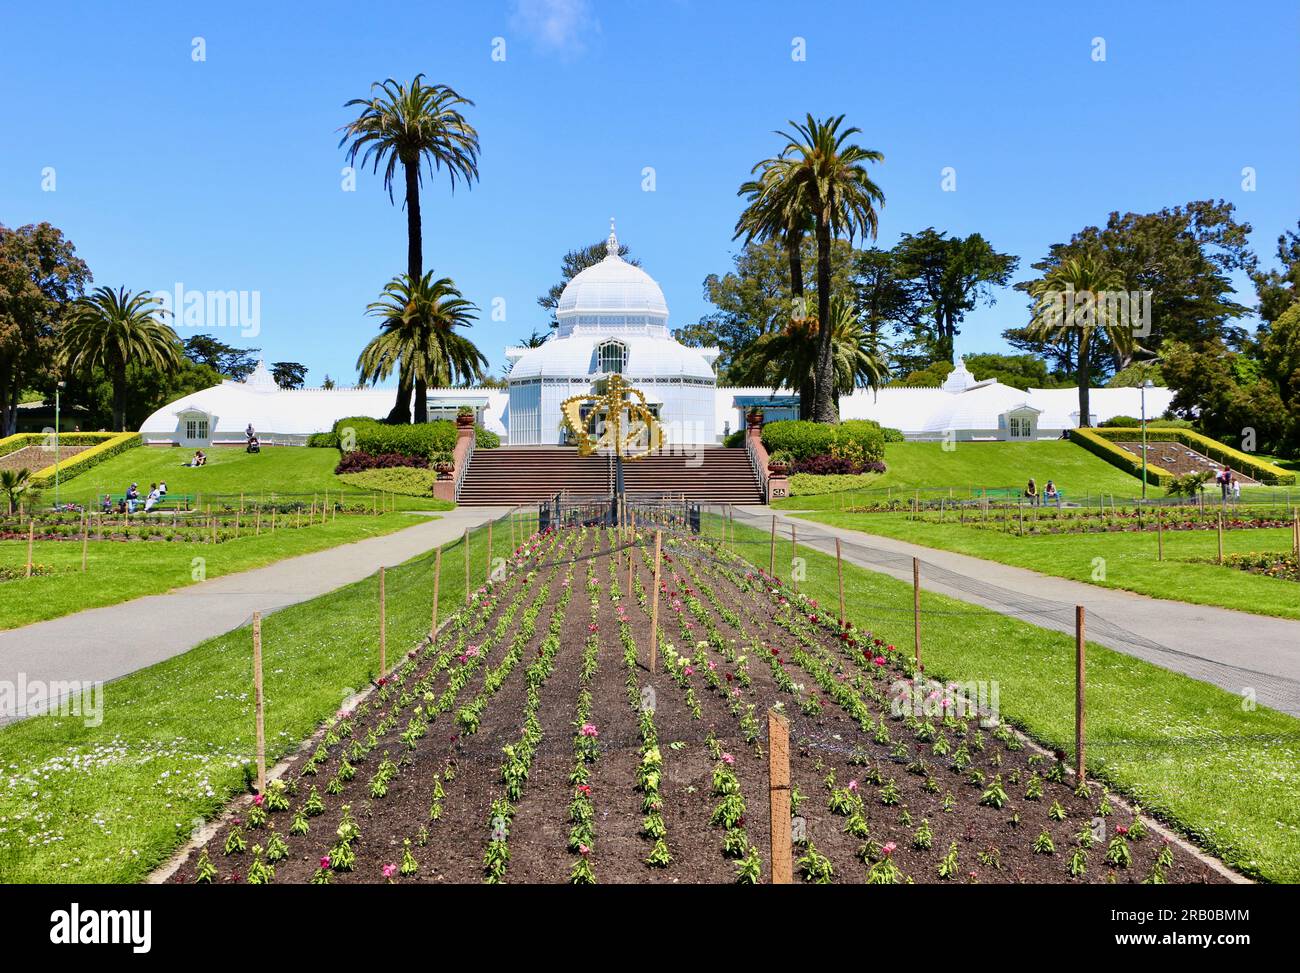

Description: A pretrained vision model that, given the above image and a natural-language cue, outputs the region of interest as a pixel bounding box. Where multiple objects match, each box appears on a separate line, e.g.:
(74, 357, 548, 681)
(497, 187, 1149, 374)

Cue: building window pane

(597, 340, 627, 374)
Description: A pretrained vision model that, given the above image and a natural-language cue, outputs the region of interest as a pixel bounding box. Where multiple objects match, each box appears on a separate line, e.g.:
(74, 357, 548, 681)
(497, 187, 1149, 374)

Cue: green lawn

(42, 443, 453, 512)
(711, 516, 1300, 883)
(776, 440, 1300, 510)
(789, 511, 1300, 620)
(0, 510, 531, 883)
(0, 513, 425, 630)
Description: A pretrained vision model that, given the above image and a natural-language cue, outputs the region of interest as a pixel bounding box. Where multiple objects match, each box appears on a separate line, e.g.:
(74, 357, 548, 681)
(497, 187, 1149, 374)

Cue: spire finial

(606, 217, 618, 257)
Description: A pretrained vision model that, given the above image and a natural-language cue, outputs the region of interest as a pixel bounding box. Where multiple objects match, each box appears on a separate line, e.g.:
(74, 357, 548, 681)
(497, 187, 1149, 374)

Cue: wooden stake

(649, 530, 662, 673)
(378, 566, 387, 677)
(1217, 511, 1224, 564)
(835, 537, 845, 628)
(486, 521, 493, 582)
(255, 505, 261, 536)
(431, 548, 442, 639)
(1156, 508, 1163, 561)
(271, 507, 276, 534)
(81, 516, 88, 573)
(768, 708, 792, 885)
(26, 520, 34, 577)
(769, 515, 776, 577)
(912, 556, 921, 668)
(1075, 605, 1086, 783)
(790, 522, 798, 595)
(235, 508, 240, 539)
(464, 528, 471, 605)
(253, 611, 266, 794)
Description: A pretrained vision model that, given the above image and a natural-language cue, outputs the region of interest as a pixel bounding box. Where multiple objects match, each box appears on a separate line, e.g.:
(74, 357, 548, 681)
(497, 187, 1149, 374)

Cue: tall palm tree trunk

(385, 159, 424, 424)
(787, 230, 815, 422)
(812, 218, 838, 423)
(1076, 333, 1093, 428)
(111, 359, 128, 432)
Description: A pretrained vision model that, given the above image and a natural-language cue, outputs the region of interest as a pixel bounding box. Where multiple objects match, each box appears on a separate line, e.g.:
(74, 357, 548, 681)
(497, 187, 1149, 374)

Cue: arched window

(597, 339, 628, 374)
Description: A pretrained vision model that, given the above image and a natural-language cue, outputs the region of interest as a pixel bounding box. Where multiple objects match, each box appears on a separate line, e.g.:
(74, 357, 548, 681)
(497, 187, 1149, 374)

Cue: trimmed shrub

(0, 431, 120, 460)
(1067, 429, 1172, 486)
(29, 432, 142, 486)
(789, 471, 886, 496)
(338, 467, 443, 498)
(1083, 427, 1295, 486)
(334, 451, 428, 474)
(881, 426, 905, 443)
(331, 417, 500, 456)
(792, 454, 887, 476)
(306, 431, 338, 448)
(1101, 416, 1195, 430)
(722, 429, 745, 448)
(761, 419, 885, 464)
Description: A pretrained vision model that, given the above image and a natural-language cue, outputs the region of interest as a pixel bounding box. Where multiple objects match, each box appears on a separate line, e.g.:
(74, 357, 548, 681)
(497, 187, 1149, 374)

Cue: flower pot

(456, 414, 474, 428)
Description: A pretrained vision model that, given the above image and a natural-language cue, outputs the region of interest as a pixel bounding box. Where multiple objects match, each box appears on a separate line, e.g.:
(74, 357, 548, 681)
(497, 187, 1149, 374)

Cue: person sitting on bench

(144, 483, 161, 513)
(1044, 480, 1060, 503)
(1024, 478, 1039, 506)
(125, 483, 141, 513)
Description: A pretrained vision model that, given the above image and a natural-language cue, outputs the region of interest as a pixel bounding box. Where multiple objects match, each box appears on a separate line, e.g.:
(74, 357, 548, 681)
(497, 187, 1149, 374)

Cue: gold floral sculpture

(560, 373, 665, 460)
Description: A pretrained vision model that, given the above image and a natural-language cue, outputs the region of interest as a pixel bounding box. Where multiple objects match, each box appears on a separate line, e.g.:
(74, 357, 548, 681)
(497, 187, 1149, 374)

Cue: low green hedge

(761, 419, 886, 463)
(1086, 427, 1295, 486)
(1100, 416, 1195, 429)
(0, 431, 119, 460)
(1067, 429, 1172, 487)
(338, 467, 440, 497)
(789, 471, 885, 496)
(328, 417, 500, 457)
(29, 432, 143, 486)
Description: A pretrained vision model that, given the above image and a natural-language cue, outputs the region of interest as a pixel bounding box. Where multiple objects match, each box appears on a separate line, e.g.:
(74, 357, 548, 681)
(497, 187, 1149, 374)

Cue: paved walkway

(0, 507, 511, 722)
(733, 506, 1300, 716)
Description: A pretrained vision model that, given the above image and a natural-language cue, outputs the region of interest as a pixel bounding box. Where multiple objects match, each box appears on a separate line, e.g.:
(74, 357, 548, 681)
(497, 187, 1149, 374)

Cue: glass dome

(555, 221, 669, 335)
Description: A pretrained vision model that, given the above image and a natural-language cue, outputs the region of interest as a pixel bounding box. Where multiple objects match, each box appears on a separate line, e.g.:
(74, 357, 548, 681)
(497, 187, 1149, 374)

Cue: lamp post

(54, 381, 65, 509)
(1140, 378, 1153, 501)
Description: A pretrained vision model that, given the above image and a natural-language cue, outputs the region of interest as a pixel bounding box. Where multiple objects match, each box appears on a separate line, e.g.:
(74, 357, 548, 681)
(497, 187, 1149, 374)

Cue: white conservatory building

(503, 222, 720, 445)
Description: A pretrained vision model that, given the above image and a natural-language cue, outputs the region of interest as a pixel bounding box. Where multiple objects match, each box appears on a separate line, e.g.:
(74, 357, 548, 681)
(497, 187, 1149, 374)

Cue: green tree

(889, 229, 1018, 365)
(60, 287, 183, 431)
(0, 223, 92, 436)
(1251, 220, 1300, 325)
(271, 362, 308, 389)
(537, 238, 637, 328)
(340, 75, 480, 422)
(182, 333, 260, 380)
(357, 273, 486, 416)
(762, 115, 885, 422)
(963, 352, 1067, 390)
(1025, 254, 1138, 428)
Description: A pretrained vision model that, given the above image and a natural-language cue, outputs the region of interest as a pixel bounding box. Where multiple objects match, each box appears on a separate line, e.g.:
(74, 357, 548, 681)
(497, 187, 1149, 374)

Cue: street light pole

(54, 381, 62, 509)
(1140, 378, 1152, 502)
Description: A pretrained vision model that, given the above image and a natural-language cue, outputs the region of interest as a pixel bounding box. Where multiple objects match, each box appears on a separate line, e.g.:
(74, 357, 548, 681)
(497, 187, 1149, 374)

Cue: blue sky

(3, 0, 1297, 385)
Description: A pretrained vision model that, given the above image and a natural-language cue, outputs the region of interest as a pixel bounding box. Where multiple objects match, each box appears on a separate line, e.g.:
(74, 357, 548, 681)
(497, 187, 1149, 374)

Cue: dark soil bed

(166, 524, 1229, 885)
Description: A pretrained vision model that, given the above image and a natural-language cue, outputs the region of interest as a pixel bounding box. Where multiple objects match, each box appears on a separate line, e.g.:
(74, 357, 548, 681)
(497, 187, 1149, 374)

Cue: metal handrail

(744, 434, 767, 499)
(453, 434, 476, 502)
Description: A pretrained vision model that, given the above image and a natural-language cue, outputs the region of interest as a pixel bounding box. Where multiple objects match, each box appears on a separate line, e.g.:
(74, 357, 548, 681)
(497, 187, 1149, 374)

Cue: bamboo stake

(486, 521, 493, 582)
(253, 612, 266, 794)
(1157, 508, 1164, 561)
(255, 505, 261, 536)
(912, 556, 921, 668)
(378, 566, 387, 677)
(790, 522, 798, 595)
(649, 530, 662, 674)
(768, 707, 792, 885)
(26, 520, 34, 577)
(430, 549, 442, 639)
(1075, 605, 1086, 783)
(1217, 511, 1224, 564)
(81, 516, 88, 572)
(464, 528, 471, 605)
(769, 515, 776, 577)
(835, 537, 845, 628)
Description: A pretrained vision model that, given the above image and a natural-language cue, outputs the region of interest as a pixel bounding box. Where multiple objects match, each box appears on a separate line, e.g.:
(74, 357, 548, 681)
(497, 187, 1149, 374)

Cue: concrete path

(0, 506, 512, 722)
(732, 506, 1300, 716)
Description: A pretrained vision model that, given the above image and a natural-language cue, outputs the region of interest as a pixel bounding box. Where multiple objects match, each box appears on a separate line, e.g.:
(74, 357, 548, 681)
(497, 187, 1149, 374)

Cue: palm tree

(357, 273, 487, 414)
(340, 75, 480, 422)
(1027, 253, 1139, 428)
(735, 157, 816, 417)
(763, 115, 885, 423)
(60, 286, 182, 431)
(1, 468, 32, 515)
(735, 297, 889, 403)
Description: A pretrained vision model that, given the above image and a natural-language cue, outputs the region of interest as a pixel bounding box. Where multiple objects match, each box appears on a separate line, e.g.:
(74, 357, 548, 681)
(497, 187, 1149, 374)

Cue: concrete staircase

(457, 447, 763, 505)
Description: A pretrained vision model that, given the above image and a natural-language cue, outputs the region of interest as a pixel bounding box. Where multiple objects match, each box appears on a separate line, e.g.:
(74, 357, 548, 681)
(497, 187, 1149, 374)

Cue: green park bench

(100, 493, 196, 512)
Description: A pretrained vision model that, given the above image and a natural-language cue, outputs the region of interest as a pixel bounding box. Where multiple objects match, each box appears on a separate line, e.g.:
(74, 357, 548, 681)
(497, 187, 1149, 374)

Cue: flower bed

(899, 505, 1297, 536)
(1216, 552, 1300, 583)
(165, 524, 1223, 885)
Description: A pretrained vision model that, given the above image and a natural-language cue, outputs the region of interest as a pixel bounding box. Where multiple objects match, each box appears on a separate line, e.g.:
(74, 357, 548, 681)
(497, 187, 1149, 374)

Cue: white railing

(453, 435, 476, 502)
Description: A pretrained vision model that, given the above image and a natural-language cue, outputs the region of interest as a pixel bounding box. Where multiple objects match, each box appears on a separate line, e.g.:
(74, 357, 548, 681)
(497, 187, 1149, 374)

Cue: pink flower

(580, 723, 599, 738)
(577, 784, 592, 796)
(847, 779, 859, 793)
(684, 666, 694, 676)
(882, 842, 897, 857)
(1116, 825, 1129, 836)
(382, 863, 398, 879)
(588, 623, 598, 633)
(578, 844, 590, 856)
(873, 656, 886, 667)
(721, 753, 735, 765)
(707, 661, 717, 671)
(319, 856, 331, 869)
(253, 794, 264, 806)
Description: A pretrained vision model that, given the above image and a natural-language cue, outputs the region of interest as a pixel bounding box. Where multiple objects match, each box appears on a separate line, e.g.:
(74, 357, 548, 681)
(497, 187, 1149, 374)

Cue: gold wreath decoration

(561, 374, 666, 460)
